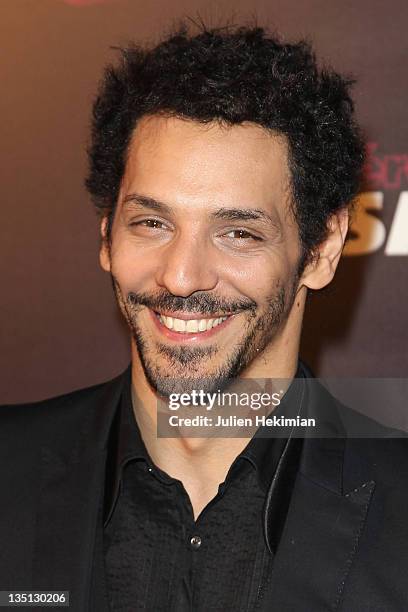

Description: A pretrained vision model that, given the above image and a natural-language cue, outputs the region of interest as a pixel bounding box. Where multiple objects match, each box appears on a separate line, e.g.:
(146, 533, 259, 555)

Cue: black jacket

(1, 365, 407, 611)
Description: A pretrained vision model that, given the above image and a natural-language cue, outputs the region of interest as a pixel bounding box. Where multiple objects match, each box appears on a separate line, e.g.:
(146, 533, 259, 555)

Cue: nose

(154, 234, 219, 297)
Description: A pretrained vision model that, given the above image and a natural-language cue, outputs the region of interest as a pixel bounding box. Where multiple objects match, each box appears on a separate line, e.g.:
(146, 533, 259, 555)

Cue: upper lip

(151, 309, 234, 321)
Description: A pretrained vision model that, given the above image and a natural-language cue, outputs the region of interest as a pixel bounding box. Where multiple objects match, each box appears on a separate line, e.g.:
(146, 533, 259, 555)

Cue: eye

(129, 218, 168, 230)
(224, 229, 263, 242)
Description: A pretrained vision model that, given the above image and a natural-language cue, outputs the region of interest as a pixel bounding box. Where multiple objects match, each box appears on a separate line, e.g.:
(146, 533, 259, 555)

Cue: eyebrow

(122, 193, 280, 229)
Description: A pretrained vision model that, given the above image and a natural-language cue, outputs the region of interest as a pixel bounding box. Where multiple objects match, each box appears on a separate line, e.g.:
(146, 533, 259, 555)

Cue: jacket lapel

(259, 376, 376, 611)
(32, 370, 127, 612)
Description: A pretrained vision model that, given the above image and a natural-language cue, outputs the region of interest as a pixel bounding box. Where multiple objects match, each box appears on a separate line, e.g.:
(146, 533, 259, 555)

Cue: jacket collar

(262, 367, 347, 555)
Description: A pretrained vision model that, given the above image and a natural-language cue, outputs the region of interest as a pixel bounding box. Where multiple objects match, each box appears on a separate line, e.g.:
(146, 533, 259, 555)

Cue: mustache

(126, 289, 257, 316)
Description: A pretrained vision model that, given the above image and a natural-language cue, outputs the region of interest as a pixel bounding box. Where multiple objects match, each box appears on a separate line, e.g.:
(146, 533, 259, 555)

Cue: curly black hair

(85, 22, 365, 269)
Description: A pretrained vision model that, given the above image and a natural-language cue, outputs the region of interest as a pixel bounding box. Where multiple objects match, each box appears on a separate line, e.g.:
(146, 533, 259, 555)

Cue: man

(1, 23, 407, 612)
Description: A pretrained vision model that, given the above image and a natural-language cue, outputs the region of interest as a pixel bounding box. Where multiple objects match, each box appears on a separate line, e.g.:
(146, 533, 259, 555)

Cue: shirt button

(190, 535, 202, 550)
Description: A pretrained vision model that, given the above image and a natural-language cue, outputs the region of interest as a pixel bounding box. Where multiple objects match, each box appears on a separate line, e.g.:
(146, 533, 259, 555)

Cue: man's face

(101, 115, 304, 397)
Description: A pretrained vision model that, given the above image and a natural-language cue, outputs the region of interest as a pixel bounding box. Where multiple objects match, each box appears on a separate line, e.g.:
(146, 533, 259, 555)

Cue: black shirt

(102, 365, 305, 612)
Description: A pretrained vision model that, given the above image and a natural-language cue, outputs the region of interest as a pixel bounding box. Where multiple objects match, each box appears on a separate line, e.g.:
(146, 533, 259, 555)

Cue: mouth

(148, 308, 236, 342)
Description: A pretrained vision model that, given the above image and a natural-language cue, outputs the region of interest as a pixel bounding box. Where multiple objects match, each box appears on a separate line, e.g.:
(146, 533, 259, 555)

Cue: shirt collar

(103, 360, 306, 527)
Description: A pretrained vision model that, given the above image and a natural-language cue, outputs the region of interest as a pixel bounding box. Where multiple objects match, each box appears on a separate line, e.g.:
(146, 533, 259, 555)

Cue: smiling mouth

(152, 310, 234, 335)
(157, 313, 228, 333)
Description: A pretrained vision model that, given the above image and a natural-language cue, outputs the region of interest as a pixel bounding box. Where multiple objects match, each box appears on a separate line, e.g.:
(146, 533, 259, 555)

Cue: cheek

(225, 251, 292, 301)
(110, 242, 154, 292)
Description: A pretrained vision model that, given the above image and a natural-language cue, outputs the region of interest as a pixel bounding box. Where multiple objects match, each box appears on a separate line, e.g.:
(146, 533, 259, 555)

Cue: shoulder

(343, 432, 408, 489)
(299, 360, 408, 481)
(0, 368, 129, 446)
(332, 392, 408, 488)
(300, 359, 407, 437)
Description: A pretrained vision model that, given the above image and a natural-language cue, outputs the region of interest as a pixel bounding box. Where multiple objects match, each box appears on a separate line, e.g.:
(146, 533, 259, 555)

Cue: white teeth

(173, 318, 186, 332)
(186, 320, 199, 333)
(157, 314, 229, 333)
(198, 319, 207, 332)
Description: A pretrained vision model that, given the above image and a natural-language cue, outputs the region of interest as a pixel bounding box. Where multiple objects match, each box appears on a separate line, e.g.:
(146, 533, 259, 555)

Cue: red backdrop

(1, 0, 407, 403)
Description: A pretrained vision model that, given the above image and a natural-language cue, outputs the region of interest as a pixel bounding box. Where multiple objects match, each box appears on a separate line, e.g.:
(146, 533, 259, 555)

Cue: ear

(299, 207, 349, 290)
(99, 216, 111, 273)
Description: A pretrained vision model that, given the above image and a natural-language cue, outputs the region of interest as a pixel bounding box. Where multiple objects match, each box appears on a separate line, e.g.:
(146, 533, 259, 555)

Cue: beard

(111, 275, 298, 398)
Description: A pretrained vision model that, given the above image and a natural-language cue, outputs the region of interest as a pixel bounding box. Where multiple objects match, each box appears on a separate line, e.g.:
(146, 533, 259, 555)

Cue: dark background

(1, 0, 407, 403)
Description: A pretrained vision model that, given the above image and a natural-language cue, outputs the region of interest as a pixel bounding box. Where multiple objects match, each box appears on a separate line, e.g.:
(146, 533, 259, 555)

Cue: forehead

(119, 115, 291, 216)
